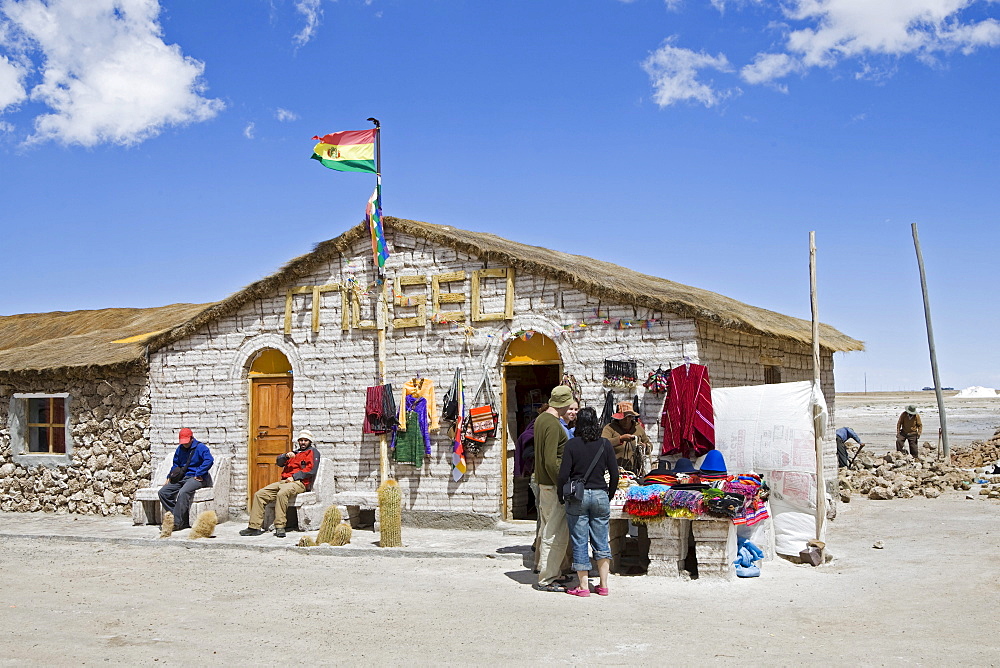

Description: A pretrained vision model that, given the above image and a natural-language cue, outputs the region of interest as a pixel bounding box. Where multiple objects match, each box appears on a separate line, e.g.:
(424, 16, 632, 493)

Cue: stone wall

(0, 366, 151, 515)
(149, 230, 703, 521)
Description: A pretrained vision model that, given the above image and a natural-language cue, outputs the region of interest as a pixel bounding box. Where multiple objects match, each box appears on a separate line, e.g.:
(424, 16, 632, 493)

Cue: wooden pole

(367, 117, 390, 483)
(911, 223, 950, 461)
(810, 232, 827, 545)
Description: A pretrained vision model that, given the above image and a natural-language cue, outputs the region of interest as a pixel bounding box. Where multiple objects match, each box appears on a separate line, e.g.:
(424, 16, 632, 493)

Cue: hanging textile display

(463, 370, 499, 456)
(392, 395, 430, 466)
(449, 370, 467, 482)
(363, 384, 398, 434)
(599, 390, 616, 428)
(396, 377, 438, 432)
(560, 372, 582, 401)
(441, 368, 462, 423)
(603, 359, 638, 388)
(660, 363, 716, 459)
(643, 367, 670, 394)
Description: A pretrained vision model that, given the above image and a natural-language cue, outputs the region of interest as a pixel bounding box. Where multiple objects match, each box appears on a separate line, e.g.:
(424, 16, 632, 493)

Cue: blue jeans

(564, 488, 612, 572)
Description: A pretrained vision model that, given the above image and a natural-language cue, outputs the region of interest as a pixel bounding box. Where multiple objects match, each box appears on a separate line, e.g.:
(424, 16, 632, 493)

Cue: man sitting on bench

(240, 430, 320, 538)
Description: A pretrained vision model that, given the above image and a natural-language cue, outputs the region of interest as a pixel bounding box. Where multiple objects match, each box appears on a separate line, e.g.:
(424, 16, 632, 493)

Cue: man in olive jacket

(533, 386, 574, 592)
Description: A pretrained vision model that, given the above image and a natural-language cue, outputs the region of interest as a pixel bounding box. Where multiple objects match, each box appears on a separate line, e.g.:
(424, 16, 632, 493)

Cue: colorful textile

(310, 129, 377, 173)
(363, 384, 397, 434)
(366, 186, 389, 277)
(392, 396, 430, 465)
(622, 484, 669, 518)
(397, 378, 438, 432)
(661, 363, 716, 459)
(451, 374, 466, 482)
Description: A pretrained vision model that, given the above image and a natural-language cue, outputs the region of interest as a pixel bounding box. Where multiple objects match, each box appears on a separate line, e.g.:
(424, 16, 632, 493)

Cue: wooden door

(250, 377, 293, 500)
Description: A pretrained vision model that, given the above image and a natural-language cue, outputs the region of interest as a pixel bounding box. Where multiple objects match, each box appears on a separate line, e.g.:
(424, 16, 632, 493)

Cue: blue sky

(1, 0, 998, 392)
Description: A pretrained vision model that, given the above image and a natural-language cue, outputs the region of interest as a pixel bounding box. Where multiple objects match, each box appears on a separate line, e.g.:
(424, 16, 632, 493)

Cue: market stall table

(610, 505, 737, 580)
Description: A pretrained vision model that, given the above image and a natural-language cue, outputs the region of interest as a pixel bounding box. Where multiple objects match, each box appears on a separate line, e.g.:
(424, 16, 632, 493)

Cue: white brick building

(140, 217, 862, 526)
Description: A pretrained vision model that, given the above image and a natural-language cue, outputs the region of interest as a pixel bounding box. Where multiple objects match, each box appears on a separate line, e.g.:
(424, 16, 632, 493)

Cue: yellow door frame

(499, 357, 563, 520)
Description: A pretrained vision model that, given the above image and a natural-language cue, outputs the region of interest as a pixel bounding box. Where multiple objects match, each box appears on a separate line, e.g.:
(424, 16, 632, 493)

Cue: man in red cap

(601, 401, 651, 474)
(158, 428, 214, 531)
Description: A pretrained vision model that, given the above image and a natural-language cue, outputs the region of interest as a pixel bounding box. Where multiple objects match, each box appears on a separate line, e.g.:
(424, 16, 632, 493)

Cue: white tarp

(710, 380, 826, 556)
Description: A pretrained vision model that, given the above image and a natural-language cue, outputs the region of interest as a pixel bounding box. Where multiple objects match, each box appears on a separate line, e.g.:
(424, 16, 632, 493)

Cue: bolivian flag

(311, 129, 377, 173)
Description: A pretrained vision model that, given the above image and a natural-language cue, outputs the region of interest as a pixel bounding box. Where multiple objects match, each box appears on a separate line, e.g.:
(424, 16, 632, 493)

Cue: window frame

(10, 393, 73, 467)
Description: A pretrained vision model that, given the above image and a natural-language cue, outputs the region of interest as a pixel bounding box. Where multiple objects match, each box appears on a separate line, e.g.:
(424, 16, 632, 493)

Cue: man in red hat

(158, 428, 214, 531)
(601, 401, 651, 474)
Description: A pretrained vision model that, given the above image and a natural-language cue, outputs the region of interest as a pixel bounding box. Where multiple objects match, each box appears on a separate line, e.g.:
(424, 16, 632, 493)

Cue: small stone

(873, 541, 885, 549)
(924, 488, 942, 499)
(967, 494, 976, 500)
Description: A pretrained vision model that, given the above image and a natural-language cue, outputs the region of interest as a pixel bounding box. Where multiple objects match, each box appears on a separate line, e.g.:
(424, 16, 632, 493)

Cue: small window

(27, 397, 67, 454)
(764, 366, 782, 384)
(10, 393, 73, 467)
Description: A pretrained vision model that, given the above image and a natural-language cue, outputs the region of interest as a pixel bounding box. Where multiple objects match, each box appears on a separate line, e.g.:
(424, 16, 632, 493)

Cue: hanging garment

(396, 377, 438, 432)
(514, 418, 536, 477)
(599, 390, 616, 428)
(392, 396, 430, 465)
(363, 384, 398, 434)
(660, 363, 716, 458)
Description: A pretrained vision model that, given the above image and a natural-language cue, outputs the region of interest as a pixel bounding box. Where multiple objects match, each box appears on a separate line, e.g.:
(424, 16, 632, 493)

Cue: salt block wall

(0, 367, 151, 515)
(150, 230, 704, 519)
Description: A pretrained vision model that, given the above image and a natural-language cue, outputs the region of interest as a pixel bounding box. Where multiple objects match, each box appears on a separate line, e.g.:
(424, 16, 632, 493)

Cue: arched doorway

(501, 332, 562, 520)
(247, 349, 293, 505)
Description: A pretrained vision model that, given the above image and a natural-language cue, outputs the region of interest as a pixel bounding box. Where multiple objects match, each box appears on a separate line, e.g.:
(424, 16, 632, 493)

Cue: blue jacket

(171, 439, 214, 479)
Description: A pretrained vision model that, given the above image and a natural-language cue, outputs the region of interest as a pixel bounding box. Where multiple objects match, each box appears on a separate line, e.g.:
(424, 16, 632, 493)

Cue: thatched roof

(0, 303, 214, 373)
(146, 216, 862, 353)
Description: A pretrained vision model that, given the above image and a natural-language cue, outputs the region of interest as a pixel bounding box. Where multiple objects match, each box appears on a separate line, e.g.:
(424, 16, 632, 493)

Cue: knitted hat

(297, 430, 315, 443)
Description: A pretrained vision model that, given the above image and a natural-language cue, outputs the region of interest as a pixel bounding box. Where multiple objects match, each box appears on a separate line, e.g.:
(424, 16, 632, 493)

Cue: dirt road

(1, 491, 998, 665)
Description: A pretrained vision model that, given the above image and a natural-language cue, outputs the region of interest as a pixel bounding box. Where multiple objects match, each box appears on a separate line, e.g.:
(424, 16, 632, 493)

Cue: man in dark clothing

(240, 430, 320, 538)
(158, 427, 214, 530)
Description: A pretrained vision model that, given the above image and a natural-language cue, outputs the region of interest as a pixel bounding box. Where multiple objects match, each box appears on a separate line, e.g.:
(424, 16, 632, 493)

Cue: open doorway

(501, 333, 562, 520)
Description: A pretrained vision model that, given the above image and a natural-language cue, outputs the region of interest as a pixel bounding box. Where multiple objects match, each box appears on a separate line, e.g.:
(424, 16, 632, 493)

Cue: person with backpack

(557, 407, 618, 597)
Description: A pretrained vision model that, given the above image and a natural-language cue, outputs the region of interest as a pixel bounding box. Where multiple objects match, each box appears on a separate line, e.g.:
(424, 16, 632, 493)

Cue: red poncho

(660, 363, 716, 458)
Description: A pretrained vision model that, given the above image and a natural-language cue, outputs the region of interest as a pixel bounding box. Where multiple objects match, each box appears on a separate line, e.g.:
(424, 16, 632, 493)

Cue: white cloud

(0, 0, 223, 147)
(293, 0, 322, 46)
(244, 121, 255, 139)
(740, 51, 799, 84)
(275, 107, 298, 122)
(0, 53, 26, 110)
(642, 40, 734, 107)
(764, 0, 1000, 82)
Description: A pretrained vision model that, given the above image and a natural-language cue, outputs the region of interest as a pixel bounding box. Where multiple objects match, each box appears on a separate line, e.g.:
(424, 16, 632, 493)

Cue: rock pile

(950, 429, 1000, 468)
(839, 442, 985, 502)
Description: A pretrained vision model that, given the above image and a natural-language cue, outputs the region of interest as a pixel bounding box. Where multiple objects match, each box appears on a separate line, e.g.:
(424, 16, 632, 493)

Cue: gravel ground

(1, 492, 998, 666)
(836, 391, 1000, 456)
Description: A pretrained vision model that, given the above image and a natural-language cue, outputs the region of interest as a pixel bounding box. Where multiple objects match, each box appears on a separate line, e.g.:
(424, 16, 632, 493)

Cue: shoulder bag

(562, 444, 606, 504)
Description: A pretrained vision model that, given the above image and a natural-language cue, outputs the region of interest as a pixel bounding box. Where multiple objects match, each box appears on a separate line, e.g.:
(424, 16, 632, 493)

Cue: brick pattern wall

(149, 231, 702, 519)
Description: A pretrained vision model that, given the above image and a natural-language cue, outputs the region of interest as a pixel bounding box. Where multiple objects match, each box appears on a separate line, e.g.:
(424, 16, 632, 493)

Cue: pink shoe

(595, 586, 609, 596)
(566, 587, 591, 597)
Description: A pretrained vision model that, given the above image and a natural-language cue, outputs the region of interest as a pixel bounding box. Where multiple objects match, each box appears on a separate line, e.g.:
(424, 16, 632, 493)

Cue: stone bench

(261, 458, 331, 531)
(610, 506, 736, 579)
(132, 454, 232, 526)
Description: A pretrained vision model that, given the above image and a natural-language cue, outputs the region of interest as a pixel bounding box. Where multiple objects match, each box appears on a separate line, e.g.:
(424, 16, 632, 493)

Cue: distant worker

(836, 427, 864, 468)
(895, 405, 923, 458)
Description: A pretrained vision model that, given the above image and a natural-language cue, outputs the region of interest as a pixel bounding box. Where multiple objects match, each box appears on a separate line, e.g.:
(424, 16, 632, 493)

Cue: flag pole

(367, 117, 390, 483)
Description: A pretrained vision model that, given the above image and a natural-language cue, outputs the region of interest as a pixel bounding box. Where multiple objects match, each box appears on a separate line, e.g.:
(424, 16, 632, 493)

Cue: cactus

(378, 479, 402, 547)
(189, 510, 217, 539)
(331, 523, 352, 546)
(159, 511, 174, 538)
(316, 505, 343, 545)
(297, 536, 317, 547)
